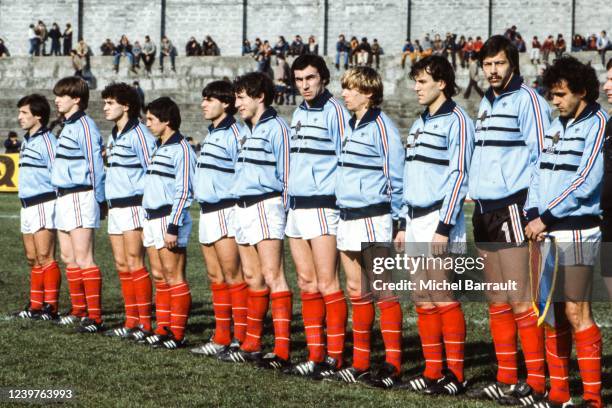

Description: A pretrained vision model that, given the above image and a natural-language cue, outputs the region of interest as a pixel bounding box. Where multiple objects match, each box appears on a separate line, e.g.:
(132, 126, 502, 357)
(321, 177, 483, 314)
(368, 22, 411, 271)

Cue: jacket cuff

(167, 223, 179, 235)
(435, 221, 452, 237)
(540, 209, 558, 227)
(525, 207, 540, 222)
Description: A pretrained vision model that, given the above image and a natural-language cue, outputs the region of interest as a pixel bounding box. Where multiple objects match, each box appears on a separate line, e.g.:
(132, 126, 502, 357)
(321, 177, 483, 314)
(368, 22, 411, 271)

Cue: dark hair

(145, 97, 181, 130)
(233, 72, 274, 107)
(53, 76, 89, 110)
(101, 82, 141, 120)
(8, 131, 17, 138)
(18, 94, 51, 127)
(202, 80, 237, 115)
(542, 56, 600, 103)
(409, 55, 458, 99)
(607, 58, 612, 71)
(290, 54, 330, 86)
(478, 35, 520, 76)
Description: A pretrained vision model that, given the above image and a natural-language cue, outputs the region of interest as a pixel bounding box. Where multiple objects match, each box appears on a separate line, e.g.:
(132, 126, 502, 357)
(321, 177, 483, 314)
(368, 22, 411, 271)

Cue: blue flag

(529, 237, 559, 327)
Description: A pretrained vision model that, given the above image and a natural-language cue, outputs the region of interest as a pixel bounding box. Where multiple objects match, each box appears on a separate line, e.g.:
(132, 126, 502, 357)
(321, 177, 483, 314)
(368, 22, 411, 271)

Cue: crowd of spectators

(27, 20, 73, 56)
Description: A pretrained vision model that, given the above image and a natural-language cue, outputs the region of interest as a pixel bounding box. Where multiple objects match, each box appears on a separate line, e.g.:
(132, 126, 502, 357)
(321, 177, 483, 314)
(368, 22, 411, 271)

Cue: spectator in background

(597, 31, 610, 67)
(186, 137, 201, 154)
(542, 34, 554, 63)
(63, 23, 73, 56)
(28, 24, 39, 56)
(160, 36, 177, 72)
(203, 36, 220, 56)
(133, 81, 145, 113)
(0, 38, 10, 58)
(349, 36, 359, 66)
(70, 49, 84, 77)
(462, 36, 474, 61)
(75, 39, 91, 69)
(252, 38, 262, 54)
(555, 33, 566, 59)
(400, 38, 415, 69)
(515, 34, 526, 52)
(48, 23, 62, 56)
(421, 33, 433, 58)
(504, 25, 519, 43)
(371, 38, 382, 70)
(4, 131, 21, 153)
(445, 32, 457, 70)
(290, 35, 305, 56)
(356, 37, 371, 66)
(306, 35, 319, 55)
(142, 35, 156, 75)
(242, 39, 252, 56)
(273, 54, 290, 105)
(335, 34, 349, 70)
(530, 36, 541, 64)
(587, 34, 598, 50)
(132, 41, 142, 67)
(113, 34, 135, 73)
(464, 53, 484, 99)
(457, 35, 467, 67)
(571, 34, 586, 52)
(274, 36, 289, 56)
(36, 20, 48, 55)
(186, 36, 201, 56)
(255, 40, 272, 74)
(473, 36, 484, 53)
(100, 38, 115, 56)
(432, 33, 444, 56)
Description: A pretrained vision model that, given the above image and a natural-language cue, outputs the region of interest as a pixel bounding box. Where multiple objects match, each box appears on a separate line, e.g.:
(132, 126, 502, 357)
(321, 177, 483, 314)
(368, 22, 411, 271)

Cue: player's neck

(27, 123, 42, 136)
(427, 95, 447, 116)
(250, 105, 267, 127)
(212, 112, 228, 129)
(354, 105, 369, 121)
(64, 104, 80, 119)
(571, 100, 588, 121)
(115, 114, 130, 134)
(493, 73, 514, 97)
(159, 127, 176, 144)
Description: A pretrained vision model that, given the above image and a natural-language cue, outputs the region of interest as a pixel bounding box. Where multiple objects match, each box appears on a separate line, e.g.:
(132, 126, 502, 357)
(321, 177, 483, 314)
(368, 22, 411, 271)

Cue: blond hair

(340, 66, 383, 107)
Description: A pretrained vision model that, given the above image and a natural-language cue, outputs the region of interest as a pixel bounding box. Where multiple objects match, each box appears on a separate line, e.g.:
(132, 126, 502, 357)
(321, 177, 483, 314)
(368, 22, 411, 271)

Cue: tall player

(101, 83, 156, 339)
(399, 55, 474, 395)
(525, 56, 607, 408)
(15, 94, 61, 321)
(466, 35, 551, 405)
(51, 77, 106, 333)
(285, 55, 350, 378)
(141, 97, 196, 349)
(334, 67, 404, 388)
(190, 81, 248, 357)
(219, 72, 292, 370)
(600, 58, 612, 299)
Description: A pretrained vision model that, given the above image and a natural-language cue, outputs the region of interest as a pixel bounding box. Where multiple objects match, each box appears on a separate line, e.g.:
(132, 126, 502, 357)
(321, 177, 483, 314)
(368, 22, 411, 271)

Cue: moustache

(487, 76, 502, 81)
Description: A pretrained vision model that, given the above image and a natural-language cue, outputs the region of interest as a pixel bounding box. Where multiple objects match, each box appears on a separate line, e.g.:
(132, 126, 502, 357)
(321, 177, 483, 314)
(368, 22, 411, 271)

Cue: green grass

(0, 194, 609, 407)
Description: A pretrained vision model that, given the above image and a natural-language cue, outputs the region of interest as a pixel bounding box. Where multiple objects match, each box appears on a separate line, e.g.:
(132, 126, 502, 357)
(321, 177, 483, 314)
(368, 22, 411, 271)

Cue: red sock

(515, 309, 546, 393)
(42, 261, 61, 312)
(169, 282, 191, 341)
(324, 290, 347, 367)
(438, 302, 466, 382)
(118, 271, 138, 328)
(29, 265, 44, 310)
(377, 298, 402, 374)
(545, 309, 572, 404)
(65, 267, 86, 317)
(132, 267, 152, 331)
(81, 266, 102, 323)
(575, 324, 602, 407)
(350, 294, 374, 371)
(416, 306, 443, 380)
(211, 282, 232, 346)
(271, 291, 292, 360)
(154, 280, 171, 335)
(241, 288, 270, 352)
(229, 282, 248, 343)
(301, 292, 325, 362)
(489, 303, 518, 384)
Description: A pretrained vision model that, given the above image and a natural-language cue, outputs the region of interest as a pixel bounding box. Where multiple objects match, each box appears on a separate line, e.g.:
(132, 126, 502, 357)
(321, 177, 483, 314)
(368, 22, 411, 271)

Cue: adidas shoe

(218, 348, 262, 363)
(466, 381, 516, 402)
(104, 326, 138, 339)
(526, 399, 575, 408)
(423, 369, 466, 396)
(256, 353, 291, 370)
(311, 356, 340, 380)
(499, 382, 546, 406)
(190, 340, 227, 356)
(38, 303, 59, 321)
(405, 374, 437, 392)
(153, 334, 186, 350)
(76, 318, 105, 334)
(55, 314, 82, 326)
(14, 303, 41, 320)
(335, 366, 372, 384)
(287, 360, 316, 376)
(367, 362, 403, 389)
(129, 328, 155, 343)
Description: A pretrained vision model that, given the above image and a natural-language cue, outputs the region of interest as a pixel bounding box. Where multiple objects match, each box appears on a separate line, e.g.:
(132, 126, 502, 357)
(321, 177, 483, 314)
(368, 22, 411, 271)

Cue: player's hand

(98, 201, 108, 220)
(431, 233, 449, 256)
(525, 217, 546, 241)
(164, 232, 178, 249)
(393, 230, 405, 252)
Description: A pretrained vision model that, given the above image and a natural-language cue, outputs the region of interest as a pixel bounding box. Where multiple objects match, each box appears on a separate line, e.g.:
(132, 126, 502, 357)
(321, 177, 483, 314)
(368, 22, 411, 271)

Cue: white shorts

(337, 214, 392, 252)
(108, 206, 146, 235)
(404, 210, 467, 255)
(285, 208, 339, 240)
(55, 190, 99, 231)
(234, 196, 286, 245)
(548, 226, 601, 266)
(199, 206, 236, 245)
(143, 212, 192, 249)
(20, 199, 56, 234)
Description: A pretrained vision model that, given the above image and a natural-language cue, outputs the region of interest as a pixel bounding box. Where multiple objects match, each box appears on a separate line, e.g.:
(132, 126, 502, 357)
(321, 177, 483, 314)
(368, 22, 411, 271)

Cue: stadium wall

(0, 0, 610, 56)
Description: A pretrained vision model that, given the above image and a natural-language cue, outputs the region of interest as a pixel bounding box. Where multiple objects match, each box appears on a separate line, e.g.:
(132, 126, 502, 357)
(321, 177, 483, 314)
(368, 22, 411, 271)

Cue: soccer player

(525, 56, 607, 408)
(15, 94, 61, 321)
(466, 35, 551, 404)
(284, 55, 350, 378)
(334, 66, 404, 387)
(600, 58, 612, 299)
(101, 83, 156, 339)
(51, 76, 106, 333)
(189, 81, 247, 357)
(399, 55, 474, 395)
(218, 72, 292, 369)
(140, 97, 196, 349)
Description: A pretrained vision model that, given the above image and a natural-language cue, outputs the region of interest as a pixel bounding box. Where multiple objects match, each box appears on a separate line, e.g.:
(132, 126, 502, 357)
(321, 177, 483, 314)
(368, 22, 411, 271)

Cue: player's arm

(272, 119, 290, 208)
(518, 90, 551, 164)
(326, 102, 349, 156)
(42, 132, 57, 172)
(167, 142, 194, 235)
(132, 127, 154, 169)
(78, 120, 106, 203)
(376, 118, 404, 220)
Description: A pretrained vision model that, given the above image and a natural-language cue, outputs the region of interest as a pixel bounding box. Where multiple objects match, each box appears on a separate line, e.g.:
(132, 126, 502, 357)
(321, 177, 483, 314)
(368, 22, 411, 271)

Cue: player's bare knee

(126, 257, 145, 272)
(297, 273, 318, 293)
(25, 254, 38, 267)
(114, 259, 128, 272)
(317, 276, 340, 295)
(36, 253, 54, 267)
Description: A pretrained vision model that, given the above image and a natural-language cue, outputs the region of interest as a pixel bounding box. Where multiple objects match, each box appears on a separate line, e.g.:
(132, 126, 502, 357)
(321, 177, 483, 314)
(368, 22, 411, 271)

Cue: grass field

(0, 194, 610, 407)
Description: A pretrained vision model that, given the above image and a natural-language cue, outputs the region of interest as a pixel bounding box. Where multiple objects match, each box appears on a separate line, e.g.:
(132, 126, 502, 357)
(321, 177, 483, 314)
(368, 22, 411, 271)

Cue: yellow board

(0, 153, 19, 192)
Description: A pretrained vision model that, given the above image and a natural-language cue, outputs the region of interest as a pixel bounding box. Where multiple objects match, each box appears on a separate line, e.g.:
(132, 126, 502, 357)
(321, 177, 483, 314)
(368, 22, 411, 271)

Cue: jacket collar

(559, 102, 601, 129)
(156, 131, 183, 147)
(24, 126, 48, 140)
(247, 106, 277, 130)
(299, 89, 332, 111)
(208, 115, 236, 133)
(349, 107, 381, 130)
(420, 98, 456, 123)
(64, 110, 86, 124)
(485, 74, 523, 105)
(112, 118, 140, 140)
